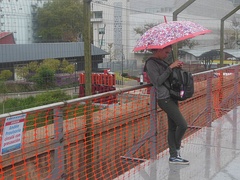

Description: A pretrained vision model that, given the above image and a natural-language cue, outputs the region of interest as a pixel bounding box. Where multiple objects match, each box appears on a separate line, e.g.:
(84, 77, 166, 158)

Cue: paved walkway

(115, 106, 240, 180)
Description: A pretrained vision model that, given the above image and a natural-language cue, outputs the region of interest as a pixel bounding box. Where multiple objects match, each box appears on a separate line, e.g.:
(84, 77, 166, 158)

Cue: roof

(221, 49, 240, 58)
(179, 49, 209, 57)
(0, 32, 12, 39)
(0, 42, 108, 63)
(0, 32, 15, 44)
(180, 48, 240, 58)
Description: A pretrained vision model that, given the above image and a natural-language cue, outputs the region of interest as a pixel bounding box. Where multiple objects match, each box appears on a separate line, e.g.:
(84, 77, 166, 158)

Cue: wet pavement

(115, 106, 240, 180)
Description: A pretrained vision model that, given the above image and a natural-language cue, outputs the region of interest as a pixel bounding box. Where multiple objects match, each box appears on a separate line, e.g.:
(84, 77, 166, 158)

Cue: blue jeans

(157, 98, 188, 157)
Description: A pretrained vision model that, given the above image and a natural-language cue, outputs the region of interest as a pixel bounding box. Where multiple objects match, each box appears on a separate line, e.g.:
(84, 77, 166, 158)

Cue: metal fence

(0, 65, 239, 180)
(1, 0, 240, 179)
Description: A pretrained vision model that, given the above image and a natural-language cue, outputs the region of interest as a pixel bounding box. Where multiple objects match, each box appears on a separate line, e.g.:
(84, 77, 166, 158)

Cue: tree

(34, 0, 84, 42)
(107, 43, 114, 62)
(224, 17, 240, 49)
(199, 50, 219, 70)
(177, 39, 199, 49)
(134, 23, 158, 35)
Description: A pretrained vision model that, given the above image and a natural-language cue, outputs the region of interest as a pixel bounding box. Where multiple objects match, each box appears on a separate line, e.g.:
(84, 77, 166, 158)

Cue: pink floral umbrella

(133, 21, 211, 52)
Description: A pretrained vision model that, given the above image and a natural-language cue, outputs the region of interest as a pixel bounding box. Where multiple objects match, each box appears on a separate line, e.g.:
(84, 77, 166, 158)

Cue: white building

(0, 0, 47, 44)
(91, 0, 239, 67)
(91, 0, 131, 61)
(0, 0, 238, 62)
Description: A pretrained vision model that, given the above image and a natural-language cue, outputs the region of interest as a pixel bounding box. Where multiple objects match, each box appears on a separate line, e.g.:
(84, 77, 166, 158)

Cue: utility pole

(84, 0, 92, 96)
(83, 0, 94, 180)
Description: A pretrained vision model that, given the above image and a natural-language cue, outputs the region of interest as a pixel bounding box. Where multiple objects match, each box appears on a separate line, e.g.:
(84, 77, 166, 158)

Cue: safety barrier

(0, 65, 239, 180)
(79, 71, 117, 104)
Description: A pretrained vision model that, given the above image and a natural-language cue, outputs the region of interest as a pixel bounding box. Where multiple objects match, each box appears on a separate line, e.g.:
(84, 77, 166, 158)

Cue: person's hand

(169, 60, 183, 69)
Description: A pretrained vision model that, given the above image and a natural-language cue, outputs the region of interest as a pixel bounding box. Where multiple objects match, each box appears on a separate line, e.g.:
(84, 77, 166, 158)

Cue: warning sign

(0, 114, 26, 155)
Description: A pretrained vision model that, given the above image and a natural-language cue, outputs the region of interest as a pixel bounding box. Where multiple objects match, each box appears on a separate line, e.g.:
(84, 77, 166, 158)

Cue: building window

(99, 27, 105, 34)
(99, 39, 105, 47)
(93, 11, 102, 19)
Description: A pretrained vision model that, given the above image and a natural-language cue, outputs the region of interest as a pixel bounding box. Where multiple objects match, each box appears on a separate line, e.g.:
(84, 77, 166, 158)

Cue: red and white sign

(0, 114, 26, 155)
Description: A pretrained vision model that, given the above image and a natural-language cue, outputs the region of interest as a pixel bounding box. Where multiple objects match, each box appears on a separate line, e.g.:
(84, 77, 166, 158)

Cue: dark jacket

(145, 57, 172, 99)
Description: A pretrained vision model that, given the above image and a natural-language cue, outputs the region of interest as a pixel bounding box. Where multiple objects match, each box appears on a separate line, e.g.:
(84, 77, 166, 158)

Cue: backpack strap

(144, 57, 170, 71)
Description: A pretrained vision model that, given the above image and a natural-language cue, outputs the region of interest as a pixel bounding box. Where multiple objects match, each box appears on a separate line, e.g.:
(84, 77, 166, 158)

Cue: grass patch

(0, 90, 99, 130)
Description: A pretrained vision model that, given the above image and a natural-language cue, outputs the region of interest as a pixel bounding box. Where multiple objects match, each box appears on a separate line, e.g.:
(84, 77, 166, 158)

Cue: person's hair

(150, 49, 157, 53)
(164, 45, 172, 49)
(150, 45, 172, 53)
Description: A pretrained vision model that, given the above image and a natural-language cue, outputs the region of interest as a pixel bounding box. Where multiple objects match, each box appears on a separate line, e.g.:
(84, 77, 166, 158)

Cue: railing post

(206, 72, 213, 126)
(49, 107, 66, 179)
(149, 87, 157, 159)
(234, 66, 239, 107)
(121, 87, 158, 161)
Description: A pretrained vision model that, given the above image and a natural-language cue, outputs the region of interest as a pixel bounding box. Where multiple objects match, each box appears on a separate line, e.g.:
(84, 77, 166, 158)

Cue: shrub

(31, 67, 55, 89)
(35, 89, 71, 105)
(121, 72, 129, 77)
(0, 70, 12, 80)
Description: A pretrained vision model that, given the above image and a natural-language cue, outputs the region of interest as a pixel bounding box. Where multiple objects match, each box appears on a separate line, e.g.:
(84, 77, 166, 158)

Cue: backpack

(144, 58, 194, 101)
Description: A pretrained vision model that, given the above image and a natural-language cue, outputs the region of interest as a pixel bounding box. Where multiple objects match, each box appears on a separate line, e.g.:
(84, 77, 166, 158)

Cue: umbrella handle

(171, 49, 175, 63)
(164, 16, 167, 23)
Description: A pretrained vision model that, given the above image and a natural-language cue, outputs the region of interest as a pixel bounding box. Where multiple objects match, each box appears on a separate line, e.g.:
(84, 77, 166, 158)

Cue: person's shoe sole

(169, 161, 190, 165)
(169, 157, 190, 165)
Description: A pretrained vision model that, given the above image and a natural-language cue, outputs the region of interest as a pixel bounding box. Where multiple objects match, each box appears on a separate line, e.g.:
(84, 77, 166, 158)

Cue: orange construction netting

(0, 66, 239, 180)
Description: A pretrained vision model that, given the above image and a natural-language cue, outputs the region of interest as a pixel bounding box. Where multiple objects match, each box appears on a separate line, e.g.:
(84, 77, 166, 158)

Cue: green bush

(121, 72, 129, 77)
(0, 70, 12, 80)
(31, 67, 55, 89)
(0, 81, 8, 93)
(34, 89, 71, 105)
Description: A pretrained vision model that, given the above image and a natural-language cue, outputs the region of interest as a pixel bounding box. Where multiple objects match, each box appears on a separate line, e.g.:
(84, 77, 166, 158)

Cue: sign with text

(0, 114, 26, 155)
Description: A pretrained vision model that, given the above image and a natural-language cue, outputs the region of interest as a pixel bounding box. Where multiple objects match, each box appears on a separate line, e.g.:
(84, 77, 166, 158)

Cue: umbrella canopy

(133, 21, 211, 52)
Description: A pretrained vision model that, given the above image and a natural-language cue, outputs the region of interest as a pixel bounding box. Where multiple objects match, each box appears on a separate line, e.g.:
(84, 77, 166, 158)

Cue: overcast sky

(129, 0, 239, 19)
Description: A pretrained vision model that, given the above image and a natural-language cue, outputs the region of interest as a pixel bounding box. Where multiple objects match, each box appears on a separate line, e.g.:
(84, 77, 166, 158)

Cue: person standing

(145, 45, 189, 165)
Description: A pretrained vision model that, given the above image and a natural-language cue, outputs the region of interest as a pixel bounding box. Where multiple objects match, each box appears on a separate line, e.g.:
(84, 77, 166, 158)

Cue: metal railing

(0, 65, 239, 180)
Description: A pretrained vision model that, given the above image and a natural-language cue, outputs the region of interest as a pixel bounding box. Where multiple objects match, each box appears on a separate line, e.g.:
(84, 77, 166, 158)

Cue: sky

(129, 0, 239, 20)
